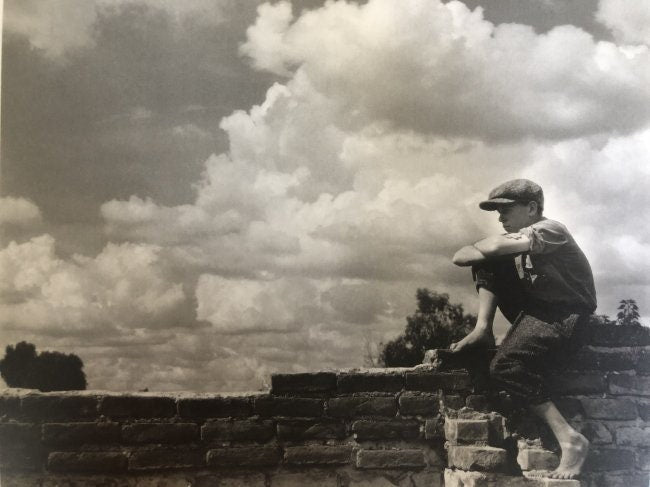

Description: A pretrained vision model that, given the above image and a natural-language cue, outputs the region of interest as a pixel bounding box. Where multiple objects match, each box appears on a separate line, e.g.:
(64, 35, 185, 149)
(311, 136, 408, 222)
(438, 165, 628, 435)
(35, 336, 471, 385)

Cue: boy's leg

(530, 401, 589, 479)
(490, 313, 588, 479)
(450, 258, 524, 353)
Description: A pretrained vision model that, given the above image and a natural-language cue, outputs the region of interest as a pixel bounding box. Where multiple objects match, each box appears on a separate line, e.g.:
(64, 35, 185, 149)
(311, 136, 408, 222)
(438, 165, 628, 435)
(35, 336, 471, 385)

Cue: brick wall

(1, 319, 649, 486)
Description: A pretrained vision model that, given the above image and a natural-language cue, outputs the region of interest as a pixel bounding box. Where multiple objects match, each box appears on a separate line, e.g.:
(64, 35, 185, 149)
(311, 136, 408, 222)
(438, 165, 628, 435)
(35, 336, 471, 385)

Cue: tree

(0, 342, 87, 391)
(380, 289, 475, 367)
(617, 299, 641, 326)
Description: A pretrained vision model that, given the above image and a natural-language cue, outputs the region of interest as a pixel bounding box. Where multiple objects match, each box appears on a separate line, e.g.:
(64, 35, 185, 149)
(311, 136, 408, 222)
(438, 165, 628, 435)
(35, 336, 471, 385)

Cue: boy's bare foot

(548, 432, 589, 479)
(449, 328, 495, 353)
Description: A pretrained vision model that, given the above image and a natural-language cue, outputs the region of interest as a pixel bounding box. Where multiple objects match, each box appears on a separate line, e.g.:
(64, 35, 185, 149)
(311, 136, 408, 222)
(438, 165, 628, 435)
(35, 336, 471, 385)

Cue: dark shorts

(473, 258, 588, 406)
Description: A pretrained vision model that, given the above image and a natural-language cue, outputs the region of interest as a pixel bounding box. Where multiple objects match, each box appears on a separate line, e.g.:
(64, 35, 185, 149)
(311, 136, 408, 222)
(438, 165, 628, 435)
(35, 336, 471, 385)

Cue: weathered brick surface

(337, 372, 404, 393)
(548, 371, 607, 394)
(465, 395, 488, 411)
(122, 423, 198, 443)
(206, 447, 281, 467)
(637, 399, 650, 421)
(586, 322, 650, 347)
(443, 394, 466, 410)
(570, 346, 636, 371)
(609, 373, 650, 396)
(202, 419, 275, 442)
(271, 372, 337, 394)
(554, 397, 584, 419)
(0, 397, 21, 417)
(21, 395, 99, 420)
(99, 396, 175, 418)
(327, 396, 396, 417)
(43, 422, 120, 445)
(269, 471, 339, 486)
(444, 419, 489, 445)
(585, 472, 650, 487)
(424, 417, 445, 440)
(47, 452, 127, 473)
(178, 397, 252, 418)
(616, 426, 650, 447)
(585, 447, 635, 471)
(254, 396, 323, 417)
(636, 449, 650, 470)
(581, 397, 637, 419)
(277, 419, 345, 440)
(637, 348, 650, 374)
(444, 469, 580, 486)
(196, 473, 267, 487)
(0, 445, 44, 471)
(398, 392, 439, 416)
(577, 421, 613, 445)
(0, 422, 40, 445)
(128, 448, 205, 470)
(405, 371, 472, 392)
(352, 419, 420, 440)
(283, 445, 352, 465)
(516, 448, 559, 471)
(447, 445, 508, 472)
(356, 449, 426, 469)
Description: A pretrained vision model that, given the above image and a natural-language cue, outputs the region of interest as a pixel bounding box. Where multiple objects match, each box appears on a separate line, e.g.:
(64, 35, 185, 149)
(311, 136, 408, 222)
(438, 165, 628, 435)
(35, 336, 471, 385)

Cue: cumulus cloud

(241, 0, 650, 140)
(0, 197, 42, 227)
(597, 0, 650, 45)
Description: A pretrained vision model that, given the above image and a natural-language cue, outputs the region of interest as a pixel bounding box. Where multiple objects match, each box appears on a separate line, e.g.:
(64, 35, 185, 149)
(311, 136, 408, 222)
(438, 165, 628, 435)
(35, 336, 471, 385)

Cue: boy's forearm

(452, 245, 487, 266)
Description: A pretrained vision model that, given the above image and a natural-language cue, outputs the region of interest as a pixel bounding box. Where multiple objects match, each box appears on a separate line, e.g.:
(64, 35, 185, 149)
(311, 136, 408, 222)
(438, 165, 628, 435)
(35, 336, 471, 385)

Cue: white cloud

(0, 197, 42, 226)
(241, 0, 650, 140)
(597, 0, 650, 45)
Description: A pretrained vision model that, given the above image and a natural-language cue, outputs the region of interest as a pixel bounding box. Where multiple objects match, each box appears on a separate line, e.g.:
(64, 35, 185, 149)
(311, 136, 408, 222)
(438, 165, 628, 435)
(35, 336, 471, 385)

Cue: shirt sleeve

(519, 219, 569, 254)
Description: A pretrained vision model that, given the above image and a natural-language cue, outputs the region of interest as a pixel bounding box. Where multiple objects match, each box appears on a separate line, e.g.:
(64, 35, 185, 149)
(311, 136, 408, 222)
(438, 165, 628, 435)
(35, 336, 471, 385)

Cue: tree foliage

(0, 342, 87, 391)
(380, 289, 475, 367)
(617, 299, 641, 326)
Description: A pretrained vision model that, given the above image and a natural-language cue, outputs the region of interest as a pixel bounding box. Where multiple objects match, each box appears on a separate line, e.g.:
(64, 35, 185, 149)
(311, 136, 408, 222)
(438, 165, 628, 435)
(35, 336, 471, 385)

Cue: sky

(1, 0, 649, 392)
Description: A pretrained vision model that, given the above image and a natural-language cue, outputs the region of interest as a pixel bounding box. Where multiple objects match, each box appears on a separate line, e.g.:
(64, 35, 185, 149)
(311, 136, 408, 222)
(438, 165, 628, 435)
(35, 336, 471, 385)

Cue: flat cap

(479, 179, 544, 211)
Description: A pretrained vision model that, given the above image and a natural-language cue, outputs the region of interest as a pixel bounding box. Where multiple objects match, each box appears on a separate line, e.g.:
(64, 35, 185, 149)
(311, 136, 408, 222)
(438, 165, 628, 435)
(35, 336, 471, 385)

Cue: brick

(327, 396, 396, 417)
(637, 348, 650, 374)
(616, 426, 650, 447)
(122, 422, 198, 443)
(202, 419, 275, 442)
(178, 396, 252, 418)
(277, 419, 345, 440)
(254, 396, 323, 417)
(337, 371, 404, 393)
(585, 447, 635, 471)
(609, 373, 650, 395)
(284, 445, 352, 465)
(447, 445, 508, 472)
(444, 419, 489, 445)
(581, 398, 637, 419)
(638, 399, 650, 420)
(577, 421, 613, 445)
(271, 372, 337, 394)
(554, 397, 584, 419)
(99, 395, 175, 418)
(356, 449, 426, 469)
(398, 392, 439, 416)
(586, 472, 650, 487)
(586, 321, 650, 347)
(195, 473, 266, 487)
(0, 423, 40, 446)
(352, 419, 420, 440)
(0, 445, 44, 471)
(43, 422, 120, 445)
(466, 395, 489, 412)
(636, 449, 650, 470)
(47, 452, 127, 473)
(411, 471, 444, 487)
(128, 448, 205, 470)
(21, 395, 98, 420)
(516, 448, 559, 471)
(569, 346, 636, 370)
(405, 371, 472, 392)
(269, 472, 338, 487)
(0, 396, 21, 417)
(425, 416, 445, 440)
(548, 371, 607, 394)
(443, 394, 466, 409)
(207, 447, 281, 468)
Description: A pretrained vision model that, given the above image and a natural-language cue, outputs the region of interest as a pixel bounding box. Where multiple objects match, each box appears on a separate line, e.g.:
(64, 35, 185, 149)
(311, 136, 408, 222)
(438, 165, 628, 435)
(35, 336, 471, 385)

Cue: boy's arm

(452, 233, 531, 266)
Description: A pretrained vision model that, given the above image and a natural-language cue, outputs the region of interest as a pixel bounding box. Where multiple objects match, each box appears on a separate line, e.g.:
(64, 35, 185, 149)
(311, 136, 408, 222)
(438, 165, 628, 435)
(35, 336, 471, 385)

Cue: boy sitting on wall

(451, 179, 596, 479)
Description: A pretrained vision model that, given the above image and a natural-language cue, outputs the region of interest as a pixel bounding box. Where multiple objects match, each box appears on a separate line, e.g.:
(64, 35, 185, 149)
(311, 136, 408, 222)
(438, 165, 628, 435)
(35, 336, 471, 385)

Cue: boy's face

(497, 203, 537, 233)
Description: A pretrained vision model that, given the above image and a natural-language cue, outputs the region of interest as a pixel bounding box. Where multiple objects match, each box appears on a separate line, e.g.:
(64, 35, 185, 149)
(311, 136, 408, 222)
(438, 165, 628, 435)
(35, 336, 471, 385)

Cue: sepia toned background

(1, 0, 649, 392)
